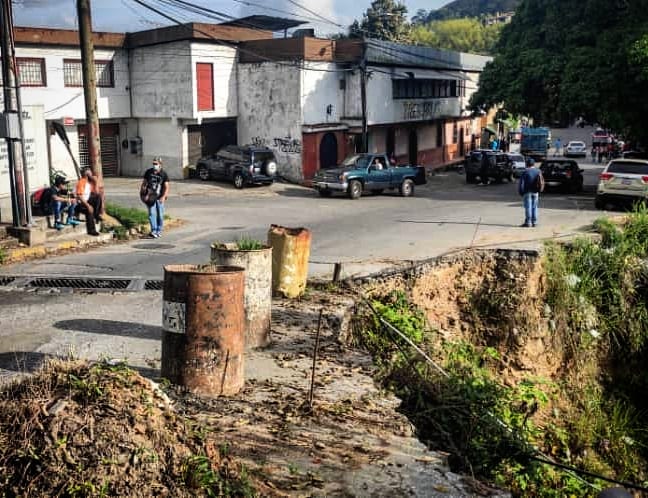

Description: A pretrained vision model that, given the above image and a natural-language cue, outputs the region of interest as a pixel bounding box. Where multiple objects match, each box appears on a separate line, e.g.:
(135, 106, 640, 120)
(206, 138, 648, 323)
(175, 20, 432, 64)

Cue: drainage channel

(0, 276, 163, 292)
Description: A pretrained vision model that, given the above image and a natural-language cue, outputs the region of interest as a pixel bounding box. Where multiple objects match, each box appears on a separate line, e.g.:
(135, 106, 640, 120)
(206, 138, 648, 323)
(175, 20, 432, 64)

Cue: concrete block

(7, 225, 46, 246)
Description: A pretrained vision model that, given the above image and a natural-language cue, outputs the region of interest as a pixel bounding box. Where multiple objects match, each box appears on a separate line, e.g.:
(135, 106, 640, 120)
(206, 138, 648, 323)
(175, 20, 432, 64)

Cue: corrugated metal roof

(365, 40, 491, 72)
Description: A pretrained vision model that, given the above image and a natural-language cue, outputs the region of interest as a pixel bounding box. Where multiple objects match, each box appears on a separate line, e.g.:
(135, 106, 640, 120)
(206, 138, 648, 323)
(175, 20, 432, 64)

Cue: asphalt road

(1, 155, 607, 281)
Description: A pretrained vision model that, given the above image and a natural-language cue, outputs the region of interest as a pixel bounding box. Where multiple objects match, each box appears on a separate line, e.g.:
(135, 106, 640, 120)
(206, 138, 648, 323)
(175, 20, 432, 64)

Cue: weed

(0, 247, 6, 265)
(235, 237, 265, 250)
(105, 202, 149, 230)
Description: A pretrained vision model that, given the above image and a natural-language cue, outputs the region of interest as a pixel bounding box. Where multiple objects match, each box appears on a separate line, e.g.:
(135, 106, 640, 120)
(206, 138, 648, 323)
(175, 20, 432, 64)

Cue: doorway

(408, 129, 418, 165)
(319, 132, 338, 169)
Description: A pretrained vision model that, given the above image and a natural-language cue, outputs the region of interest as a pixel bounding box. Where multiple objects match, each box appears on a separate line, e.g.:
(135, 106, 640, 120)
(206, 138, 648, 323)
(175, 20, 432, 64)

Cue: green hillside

(420, 0, 520, 22)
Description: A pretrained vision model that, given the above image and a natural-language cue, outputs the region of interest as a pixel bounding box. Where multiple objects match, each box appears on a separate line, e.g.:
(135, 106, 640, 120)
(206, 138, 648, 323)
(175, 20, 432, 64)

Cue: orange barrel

(210, 243, 272, 349)
(161, 264, 245, 396)
(267, 225, 312, 298)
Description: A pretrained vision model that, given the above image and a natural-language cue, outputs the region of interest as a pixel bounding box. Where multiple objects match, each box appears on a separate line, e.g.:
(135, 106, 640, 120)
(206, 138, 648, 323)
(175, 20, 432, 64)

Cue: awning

(483, 126, 497, 135)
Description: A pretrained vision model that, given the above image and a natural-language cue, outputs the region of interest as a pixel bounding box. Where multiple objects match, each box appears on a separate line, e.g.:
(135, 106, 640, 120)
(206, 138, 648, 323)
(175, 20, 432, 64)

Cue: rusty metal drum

(210, 243, 272, 349)
(161, 264, 245, 396)
(267, 225, 312, 298)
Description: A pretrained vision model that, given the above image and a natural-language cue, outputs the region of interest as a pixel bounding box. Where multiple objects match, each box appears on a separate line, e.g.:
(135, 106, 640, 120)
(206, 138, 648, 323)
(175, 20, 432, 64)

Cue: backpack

(533, 171, 544, 193)
(38, 187, 55, 215)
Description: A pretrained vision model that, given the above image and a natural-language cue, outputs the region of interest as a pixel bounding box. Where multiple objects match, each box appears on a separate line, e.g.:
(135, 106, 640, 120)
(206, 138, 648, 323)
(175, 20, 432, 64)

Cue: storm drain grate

(28, 277, 131, 290)
(0, 276, 16, 286)
(144, 280, 164, 291)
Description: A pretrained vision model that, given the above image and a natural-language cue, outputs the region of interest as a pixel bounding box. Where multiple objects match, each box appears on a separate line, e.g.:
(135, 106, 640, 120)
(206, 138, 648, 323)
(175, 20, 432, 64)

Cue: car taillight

(565, 170, 572, 178)
(642, 176, 648, 184)
(599, 173, 614, 181)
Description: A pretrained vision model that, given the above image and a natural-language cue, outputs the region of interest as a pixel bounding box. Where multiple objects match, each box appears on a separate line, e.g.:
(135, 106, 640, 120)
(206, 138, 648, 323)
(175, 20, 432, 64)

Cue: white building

(1, 19, 492, 205)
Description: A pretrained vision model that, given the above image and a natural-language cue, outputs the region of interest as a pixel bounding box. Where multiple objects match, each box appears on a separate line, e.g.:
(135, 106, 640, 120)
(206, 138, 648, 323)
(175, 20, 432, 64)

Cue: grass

(105, 202, 149, 230)
(235, 237, 265, 251)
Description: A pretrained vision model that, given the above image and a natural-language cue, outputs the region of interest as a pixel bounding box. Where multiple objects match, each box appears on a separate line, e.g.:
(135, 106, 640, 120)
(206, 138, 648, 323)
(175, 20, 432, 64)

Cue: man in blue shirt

(518, 158, 545, 227)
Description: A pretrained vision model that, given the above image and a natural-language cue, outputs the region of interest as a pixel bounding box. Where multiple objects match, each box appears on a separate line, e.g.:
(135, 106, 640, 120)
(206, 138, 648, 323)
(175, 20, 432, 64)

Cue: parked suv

(196, 145, 278, 188)
(464, 150, 513, 184)
(595, 159, 648, 209)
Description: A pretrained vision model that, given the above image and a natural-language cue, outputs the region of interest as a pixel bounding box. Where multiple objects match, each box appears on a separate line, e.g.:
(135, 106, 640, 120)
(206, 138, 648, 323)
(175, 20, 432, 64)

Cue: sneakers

(66, 218, 81, 226)
(54, 222, 64, 230)
(88, 231, 100, 236)
(149, 232, 160, 239)
(519, 223, 531, 228)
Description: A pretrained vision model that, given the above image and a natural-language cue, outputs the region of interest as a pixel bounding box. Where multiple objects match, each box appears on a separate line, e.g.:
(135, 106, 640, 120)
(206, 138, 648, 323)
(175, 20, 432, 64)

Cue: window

(392, 78, 463, 100)
(196, 62, 214, 111)
(452, 122, 458, 144)
(63, 59, 114, 87)
(17, 58, 46, 87)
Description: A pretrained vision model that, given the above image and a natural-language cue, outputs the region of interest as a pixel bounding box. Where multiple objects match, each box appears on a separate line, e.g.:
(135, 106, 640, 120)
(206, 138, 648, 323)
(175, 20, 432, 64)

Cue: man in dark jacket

(518, 158, 544, 227)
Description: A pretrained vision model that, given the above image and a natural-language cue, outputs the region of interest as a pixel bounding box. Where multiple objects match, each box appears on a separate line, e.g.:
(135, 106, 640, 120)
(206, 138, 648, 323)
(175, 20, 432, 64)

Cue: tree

(349, 0, 410, 42)
(410, 17, 502, 55)
(470, 0, 648, 144)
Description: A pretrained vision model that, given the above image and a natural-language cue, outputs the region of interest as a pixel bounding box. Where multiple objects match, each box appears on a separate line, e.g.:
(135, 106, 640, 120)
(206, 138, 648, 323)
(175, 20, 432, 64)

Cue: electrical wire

(128, 0, 356, 74)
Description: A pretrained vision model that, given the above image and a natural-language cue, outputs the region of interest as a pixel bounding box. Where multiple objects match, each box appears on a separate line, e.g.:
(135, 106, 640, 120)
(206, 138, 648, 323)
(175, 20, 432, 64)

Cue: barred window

(392, 78, 463, 100)
(64, 59, 114, 87)
(17, 58, 46, 86)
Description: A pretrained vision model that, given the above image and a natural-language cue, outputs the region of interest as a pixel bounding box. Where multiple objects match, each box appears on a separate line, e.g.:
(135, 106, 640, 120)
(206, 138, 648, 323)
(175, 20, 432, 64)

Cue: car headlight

(339, 173, 347, 181)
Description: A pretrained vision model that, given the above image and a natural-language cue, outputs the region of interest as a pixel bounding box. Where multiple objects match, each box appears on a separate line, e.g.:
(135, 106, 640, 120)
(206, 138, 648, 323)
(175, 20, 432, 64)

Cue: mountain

(418, 0, 521, 22)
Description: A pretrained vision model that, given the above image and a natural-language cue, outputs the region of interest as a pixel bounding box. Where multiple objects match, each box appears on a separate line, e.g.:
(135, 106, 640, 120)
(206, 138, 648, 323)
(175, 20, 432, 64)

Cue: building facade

(1, 20, 492, 210)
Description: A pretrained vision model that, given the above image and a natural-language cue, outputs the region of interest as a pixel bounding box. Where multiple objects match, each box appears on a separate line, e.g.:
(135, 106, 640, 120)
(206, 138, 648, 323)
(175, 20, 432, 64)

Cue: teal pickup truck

(312, 153, 427, 199)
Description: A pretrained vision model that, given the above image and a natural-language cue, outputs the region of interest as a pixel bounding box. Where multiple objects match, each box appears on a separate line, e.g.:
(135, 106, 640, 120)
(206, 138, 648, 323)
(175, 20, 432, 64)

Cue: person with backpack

(518, 158, 544, 227)
(140, 157, 169, 238)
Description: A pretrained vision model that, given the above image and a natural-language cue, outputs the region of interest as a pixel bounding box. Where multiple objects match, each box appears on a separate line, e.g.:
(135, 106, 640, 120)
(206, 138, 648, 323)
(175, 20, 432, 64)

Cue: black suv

(196, 145, 278, 188)
(464, 150, 513, 184)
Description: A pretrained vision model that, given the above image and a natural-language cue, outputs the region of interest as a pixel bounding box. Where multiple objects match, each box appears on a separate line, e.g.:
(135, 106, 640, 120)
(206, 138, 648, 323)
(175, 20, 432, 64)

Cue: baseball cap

(54, 175, 69, 185)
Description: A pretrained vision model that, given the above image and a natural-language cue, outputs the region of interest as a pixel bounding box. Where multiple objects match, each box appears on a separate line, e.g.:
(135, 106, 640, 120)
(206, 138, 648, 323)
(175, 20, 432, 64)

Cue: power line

(128, 0, 356, 74)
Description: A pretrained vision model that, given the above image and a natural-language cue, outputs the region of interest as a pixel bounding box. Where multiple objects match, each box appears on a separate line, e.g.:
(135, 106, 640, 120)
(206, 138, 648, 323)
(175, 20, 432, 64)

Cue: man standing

(141, 157, 169, 238)
(518, 158, 544, 227)
(554, 137, 562, 156)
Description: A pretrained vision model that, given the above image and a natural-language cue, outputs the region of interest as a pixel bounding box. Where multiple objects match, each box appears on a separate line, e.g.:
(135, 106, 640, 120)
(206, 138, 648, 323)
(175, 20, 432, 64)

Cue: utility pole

(76, 0, 103, 197)
(0, 0, 27, 227)
(360, 39, 368, 154)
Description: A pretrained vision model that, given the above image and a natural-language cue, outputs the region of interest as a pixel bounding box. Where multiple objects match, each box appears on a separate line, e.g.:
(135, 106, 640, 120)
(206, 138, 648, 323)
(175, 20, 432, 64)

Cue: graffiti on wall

(273, 137, 302, 154)
(250, 136, 302, 154)
(402, 100, 444, 121)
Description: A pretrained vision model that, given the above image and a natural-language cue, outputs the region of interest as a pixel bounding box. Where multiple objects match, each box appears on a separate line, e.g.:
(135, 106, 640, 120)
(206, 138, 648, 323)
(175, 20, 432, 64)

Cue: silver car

(564, 141, 587, 157)
(507, 153, 526, 178)
(595, 159, 648, 209)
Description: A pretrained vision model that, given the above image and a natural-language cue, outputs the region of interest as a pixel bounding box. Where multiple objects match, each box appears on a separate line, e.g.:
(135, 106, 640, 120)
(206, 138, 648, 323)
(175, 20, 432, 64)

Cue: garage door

(188, 120, 237, 166)
(78, 123, 120, 177)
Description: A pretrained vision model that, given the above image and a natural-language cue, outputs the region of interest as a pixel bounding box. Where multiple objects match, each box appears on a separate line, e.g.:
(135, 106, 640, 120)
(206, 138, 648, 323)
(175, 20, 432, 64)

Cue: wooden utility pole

(0, 0, 27, 227)
(76, 0, 103, 195)
(360, 40, 369, 153)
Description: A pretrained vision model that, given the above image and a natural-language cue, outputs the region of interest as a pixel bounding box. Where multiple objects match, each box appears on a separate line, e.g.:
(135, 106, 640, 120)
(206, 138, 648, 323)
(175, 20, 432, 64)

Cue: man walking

(518, 158, 544, 227)
(141, 157, 169, 238)
(554, 137, 562, 156)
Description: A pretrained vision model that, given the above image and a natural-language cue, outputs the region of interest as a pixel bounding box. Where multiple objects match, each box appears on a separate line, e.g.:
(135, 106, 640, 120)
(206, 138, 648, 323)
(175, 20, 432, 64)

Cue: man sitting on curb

(50, 175, 80, 230)
(75, 167, 102, 236)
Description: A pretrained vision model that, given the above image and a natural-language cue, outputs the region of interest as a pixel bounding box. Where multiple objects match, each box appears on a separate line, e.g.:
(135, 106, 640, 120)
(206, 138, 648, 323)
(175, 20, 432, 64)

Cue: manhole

(144, 280, 164, 290)
(132, 243, 176, 250)
(28, 277, 131, 290)
(0, 276, 15, 286)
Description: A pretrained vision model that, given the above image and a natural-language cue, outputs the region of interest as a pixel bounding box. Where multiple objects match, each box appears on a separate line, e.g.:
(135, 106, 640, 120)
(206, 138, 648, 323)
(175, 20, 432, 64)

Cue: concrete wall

(4, 46, 130, 119)
(131, 41, 193, 119)
(237, 62, 303, 182)
(0, 105, 48, 223)
(301, 62, 344, 125)
(190, 43, 238, 119)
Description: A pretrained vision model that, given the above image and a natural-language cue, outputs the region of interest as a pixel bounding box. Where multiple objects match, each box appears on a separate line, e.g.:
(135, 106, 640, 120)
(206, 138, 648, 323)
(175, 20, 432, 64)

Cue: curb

(4, 233, 113, 265)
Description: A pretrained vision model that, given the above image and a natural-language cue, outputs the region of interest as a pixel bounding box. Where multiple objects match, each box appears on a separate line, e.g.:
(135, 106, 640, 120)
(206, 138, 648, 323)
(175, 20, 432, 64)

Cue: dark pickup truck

(312, 153, 427, 199)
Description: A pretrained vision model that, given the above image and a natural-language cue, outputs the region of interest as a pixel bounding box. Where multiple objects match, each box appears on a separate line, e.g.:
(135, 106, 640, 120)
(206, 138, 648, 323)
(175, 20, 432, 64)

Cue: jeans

(523, 192, 539, 226)
(53, 200, 75, 223)
(148, 200, 164, 234)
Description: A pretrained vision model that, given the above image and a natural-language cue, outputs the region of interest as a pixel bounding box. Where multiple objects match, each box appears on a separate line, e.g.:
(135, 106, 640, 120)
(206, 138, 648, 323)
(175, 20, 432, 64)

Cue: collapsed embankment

(351, 219, 648, 497)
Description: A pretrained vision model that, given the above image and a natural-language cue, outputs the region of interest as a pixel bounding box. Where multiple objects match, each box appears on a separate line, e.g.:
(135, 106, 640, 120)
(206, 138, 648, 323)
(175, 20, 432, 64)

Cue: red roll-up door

(196, 63, 214, 111)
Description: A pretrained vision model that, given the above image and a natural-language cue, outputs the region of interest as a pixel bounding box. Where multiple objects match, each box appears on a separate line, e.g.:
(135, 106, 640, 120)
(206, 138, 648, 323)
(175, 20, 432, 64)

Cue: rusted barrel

(210, 243, 272, 349)
(267, 225, 311, 298)
(161, 264, 245, 396)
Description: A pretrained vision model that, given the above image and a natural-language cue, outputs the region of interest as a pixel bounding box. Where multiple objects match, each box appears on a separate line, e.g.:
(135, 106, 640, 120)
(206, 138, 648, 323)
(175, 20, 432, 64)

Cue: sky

(12, 0, 449, 37)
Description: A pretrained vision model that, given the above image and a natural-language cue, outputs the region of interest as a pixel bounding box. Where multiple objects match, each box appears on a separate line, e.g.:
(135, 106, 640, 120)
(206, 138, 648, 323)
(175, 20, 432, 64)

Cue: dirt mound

(0, 361, 250, 497)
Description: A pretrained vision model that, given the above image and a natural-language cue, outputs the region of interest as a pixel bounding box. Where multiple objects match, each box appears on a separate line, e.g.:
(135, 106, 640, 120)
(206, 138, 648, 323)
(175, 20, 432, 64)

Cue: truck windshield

(341, 155, 371, 169)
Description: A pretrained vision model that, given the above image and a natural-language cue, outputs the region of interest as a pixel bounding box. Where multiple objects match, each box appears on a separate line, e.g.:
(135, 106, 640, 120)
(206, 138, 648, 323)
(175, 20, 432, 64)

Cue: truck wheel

(233, 172, 245, 189)
(400, 179, 414, 197)
(318, 189, 332, 197)
(348, 180, 362, 199)
(198, 165, 210, 181)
